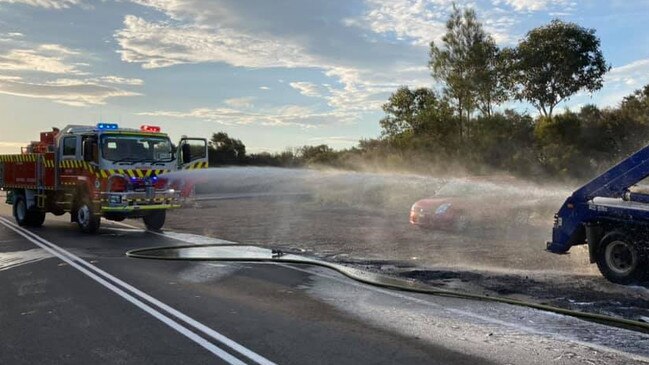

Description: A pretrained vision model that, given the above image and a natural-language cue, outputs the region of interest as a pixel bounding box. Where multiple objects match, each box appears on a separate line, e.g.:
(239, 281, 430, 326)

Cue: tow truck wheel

(596, 232, 648, 284)
(76, 198, 100, 233)
(143, 210, 166, 231)
(13, 194, 28, 226)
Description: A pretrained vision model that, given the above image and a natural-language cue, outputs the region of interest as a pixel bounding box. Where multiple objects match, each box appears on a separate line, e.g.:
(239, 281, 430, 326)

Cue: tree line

(208, 6, 649, 181)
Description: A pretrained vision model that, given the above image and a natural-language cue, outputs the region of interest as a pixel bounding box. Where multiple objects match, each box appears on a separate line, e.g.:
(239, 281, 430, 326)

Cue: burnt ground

(166, 192, 649, 324)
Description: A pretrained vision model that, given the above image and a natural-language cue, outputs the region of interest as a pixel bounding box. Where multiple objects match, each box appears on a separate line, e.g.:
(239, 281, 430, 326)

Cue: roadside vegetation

(208, 6, 649, 181)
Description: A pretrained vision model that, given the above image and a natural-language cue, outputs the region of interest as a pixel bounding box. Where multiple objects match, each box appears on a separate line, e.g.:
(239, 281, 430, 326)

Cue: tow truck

(547, 145, 649, 284)
(0, 123, 208, 233)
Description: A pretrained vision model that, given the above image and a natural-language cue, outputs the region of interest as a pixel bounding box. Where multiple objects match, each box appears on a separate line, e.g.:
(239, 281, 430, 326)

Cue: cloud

(582, 58, 649, 107)
(493, 0, 571, 12)
(344, 0, 451, 47)
(46, 76, 144, 86)
(289, 82, 329, 98)
(117, 1, 434, 124)
(223, 96, 254, 109)
(0, 77, 141, 106)
(0, 44, 83, 74)
(115, 15, 316, 69)
(606, 58, 649, 88)
(138, 103, 358, 128)
(0, 36, 143, 106)
(0, 0, 83, 9)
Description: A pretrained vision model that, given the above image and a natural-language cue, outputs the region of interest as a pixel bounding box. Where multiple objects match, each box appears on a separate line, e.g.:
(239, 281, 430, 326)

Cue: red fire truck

(0, 123, 208, 233)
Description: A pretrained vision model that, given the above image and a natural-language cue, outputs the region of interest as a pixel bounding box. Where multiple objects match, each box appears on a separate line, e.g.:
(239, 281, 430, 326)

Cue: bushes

(209, 85, 649, 182)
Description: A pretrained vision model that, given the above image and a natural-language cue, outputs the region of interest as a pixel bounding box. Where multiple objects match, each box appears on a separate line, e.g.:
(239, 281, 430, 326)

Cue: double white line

(0, 217, 275, 365)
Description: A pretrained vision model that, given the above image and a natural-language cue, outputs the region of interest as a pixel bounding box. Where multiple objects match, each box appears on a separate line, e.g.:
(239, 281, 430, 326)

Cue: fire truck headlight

(109, 194, 122, 205)
(94, 180, 101, 189)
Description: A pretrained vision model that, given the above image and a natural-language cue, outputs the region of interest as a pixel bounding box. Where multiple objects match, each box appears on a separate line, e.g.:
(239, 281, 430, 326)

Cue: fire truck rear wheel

(13, 194, 46, 227)
(143, 210, 166, 231)
(13, 194, 29, 226)
(28, 211, 46, 227)
(76, 198, 100, 233)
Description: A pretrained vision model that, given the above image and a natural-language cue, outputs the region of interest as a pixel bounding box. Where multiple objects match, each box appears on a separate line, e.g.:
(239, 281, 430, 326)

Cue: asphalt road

(1, 204, 648, 364)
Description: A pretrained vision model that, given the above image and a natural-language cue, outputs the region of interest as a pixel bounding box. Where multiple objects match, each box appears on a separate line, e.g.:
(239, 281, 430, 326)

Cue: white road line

(0, 217, 276, 365)
(0, 219, 246, 365)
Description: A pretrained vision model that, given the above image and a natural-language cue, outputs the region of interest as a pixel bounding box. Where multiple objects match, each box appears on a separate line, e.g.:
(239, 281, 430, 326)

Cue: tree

(468, 111, 535, 172)
(298, 144, 337, 165)
(475, 47, 511, 117)
(512, 19, 609, 119)
(379, 87, 438, 137)
(210, 132, 246, 164)
(429, 5, 504, 133)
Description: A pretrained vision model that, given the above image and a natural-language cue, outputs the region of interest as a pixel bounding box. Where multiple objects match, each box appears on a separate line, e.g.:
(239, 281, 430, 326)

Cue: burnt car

(408, 177, 554, 231)
(409, 198, 469, 230)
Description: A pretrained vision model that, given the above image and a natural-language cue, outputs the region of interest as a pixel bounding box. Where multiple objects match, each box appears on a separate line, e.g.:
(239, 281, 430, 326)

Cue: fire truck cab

(0, 123, 208, 233)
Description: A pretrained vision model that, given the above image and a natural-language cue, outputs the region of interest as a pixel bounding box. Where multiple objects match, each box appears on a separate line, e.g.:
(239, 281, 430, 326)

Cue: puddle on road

(127, 244, 467, 294)
(127, 243, 649, 333)
(0, 249, 51, 272)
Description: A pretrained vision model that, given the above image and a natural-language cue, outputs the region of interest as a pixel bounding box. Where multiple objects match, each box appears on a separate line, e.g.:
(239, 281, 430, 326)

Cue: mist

(160, 166, 600, 276)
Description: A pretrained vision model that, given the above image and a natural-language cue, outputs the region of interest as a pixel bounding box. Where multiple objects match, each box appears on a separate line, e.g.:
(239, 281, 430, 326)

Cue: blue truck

(547, 145, 649, 284)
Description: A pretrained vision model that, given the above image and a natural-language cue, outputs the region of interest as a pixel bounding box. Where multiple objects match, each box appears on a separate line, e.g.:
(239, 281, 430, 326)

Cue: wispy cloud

(0, 0, 83, 8)
(343, 0, 450, 47)
(138, 104, 358, 128)
(0, 44, 84, 74)
(115, 15, 316, 69)
(0, 77, 141, 106)
(492, 0, 572, 12)
(223, 96, 255, 109)
(289, 82, 328, 98)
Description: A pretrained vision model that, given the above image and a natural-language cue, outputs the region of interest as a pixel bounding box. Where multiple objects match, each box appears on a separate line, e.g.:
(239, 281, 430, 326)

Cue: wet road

(1, 204, 648, 364)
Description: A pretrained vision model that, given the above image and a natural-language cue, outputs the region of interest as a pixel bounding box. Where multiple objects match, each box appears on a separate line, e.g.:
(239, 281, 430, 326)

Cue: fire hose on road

(126, 243, 649, 334)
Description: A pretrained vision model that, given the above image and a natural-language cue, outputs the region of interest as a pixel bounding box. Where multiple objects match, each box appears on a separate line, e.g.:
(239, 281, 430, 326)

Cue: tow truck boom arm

(548, 143, 649, 253)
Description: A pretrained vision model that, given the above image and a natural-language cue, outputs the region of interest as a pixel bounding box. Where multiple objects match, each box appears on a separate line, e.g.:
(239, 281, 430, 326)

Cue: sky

(0, 0, 648, 154)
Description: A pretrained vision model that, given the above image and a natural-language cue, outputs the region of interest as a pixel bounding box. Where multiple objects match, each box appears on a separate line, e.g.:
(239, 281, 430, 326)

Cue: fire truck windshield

(100, 134, 174, 164)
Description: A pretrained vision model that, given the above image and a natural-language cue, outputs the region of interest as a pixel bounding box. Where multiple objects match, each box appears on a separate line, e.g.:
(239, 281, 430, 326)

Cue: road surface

(0, 204, 648, 364)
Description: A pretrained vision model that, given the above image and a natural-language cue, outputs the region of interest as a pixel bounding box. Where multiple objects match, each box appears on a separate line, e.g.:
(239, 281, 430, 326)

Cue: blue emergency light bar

(97, 123, 119, 130)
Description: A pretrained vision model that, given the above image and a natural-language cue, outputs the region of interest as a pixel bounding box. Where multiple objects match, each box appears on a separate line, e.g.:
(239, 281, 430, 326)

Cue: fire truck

(0, 123, 208, 233)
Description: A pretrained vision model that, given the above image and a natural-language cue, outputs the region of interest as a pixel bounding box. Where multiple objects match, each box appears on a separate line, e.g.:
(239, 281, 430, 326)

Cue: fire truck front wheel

(143, 210, 166, 231)
(13, 194, 45, 227)
(76, 198, 100, 233)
